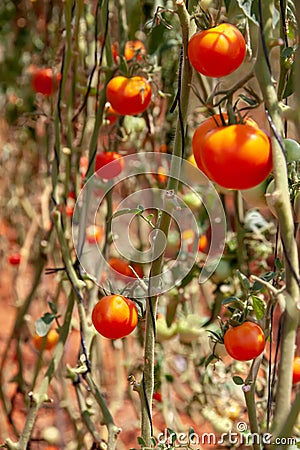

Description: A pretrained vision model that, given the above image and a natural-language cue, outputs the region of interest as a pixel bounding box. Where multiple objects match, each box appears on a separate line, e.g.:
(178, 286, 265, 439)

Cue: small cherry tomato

(86, 225, 103, 244)
(224, 322, 265, 361)
(292, 356, 300, 384)
(31, 67, 61, 96)
(153, 392, 162, 402)
(95, 151, 123, 179)
(8, 253, 21, 266)
(92, 295, 138, 339)
(106, 76, 152, 116)
(33, 329, 59, 351)
(188, 23, 246, 78)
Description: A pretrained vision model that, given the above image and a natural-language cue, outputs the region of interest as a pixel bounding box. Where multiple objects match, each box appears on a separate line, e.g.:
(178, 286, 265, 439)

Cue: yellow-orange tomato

(33, 329, 59, 351)
(92, 295, 138, 339)
(181, 229, 209, 253)
(86, 225, 104, 244)
(106, 76, 152, 116)
(124, 40, 146, 61)
(188, 23, 246, 78)
(201, 123, 272, 190)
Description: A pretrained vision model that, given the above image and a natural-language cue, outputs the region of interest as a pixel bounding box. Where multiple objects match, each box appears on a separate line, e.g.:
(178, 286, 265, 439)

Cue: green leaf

(137, 436, 146, 446)
(237, 271, 251, 291)
(167, 428, 177, 444)
(261, 271, 277, 282)
(232, 375, 244, 385)
(274, 258, 283, 271)
(42, 312, 56, 324)
(283, 64, 295, 99)
(236, 0, 259, 25)
(48, 301, 57, 314)
(35, 318, 51, 337)
(224, 0, 231, 12)
(110, 207, 141, 220)
(251, 295, 266, 320)
(252, 280, 263, 292)
(222, 296, 241, 305)
(165, 373, 174, 383)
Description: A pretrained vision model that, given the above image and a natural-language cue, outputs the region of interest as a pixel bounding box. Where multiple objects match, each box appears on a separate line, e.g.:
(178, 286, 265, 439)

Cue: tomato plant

(106, 76, 152, 116)
(292, 356, 300, 384)
(33, 329, 59, 351)
(31, 67, 61, 96)
(92, 295, 138, 340)
(188, 23, 246, 78)
(224, 322, 265, 361)
(201, 123, 272, 189)
(95, 151, 123, 179)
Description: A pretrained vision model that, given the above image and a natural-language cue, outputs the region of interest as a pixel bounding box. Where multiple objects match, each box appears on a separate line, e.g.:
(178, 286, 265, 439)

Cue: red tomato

(92, 295, 138, 339)
(31, 67, 61, 95)
(106, 76, 152, 116)
(153, 392, 162, 402)
(224, 322, 265, 361)
(109, 258, 132, 277)
(192, 114, 228, 177)
(188, 23, 246, 78)
(8, 253, 21, 266)
(95, 151, 123, 179)
(201, 123, 272, 189)
(292, 356, 300, 384)
(124, 40, 146, 61)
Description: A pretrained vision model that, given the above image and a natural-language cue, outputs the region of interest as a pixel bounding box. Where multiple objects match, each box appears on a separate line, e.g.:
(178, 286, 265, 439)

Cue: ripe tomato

(292, 356, 300, 384)
(92, 295, 138, 339)
(8, 253, 21, 266)
(106, 76, 152, 116)
(124, 40, 146, 61)
(109, 258, 132, 277)
(188, 23, 246, 78)
(95, 151, 123, 179)
(153, 392, 162, 402)
(33, 329, 59, 351)
(31, 67, 61, 95)
(201, 123, 272, 189)
(181, 229, 208, 253)
(86, 225, 103, 244)
(224, 322, 265, 361)
(192, 114, 228, 177)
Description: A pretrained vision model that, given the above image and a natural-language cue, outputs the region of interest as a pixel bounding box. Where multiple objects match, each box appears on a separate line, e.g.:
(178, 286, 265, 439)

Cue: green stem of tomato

(140, 1, 196, 445)
(250, 0, 300, 438)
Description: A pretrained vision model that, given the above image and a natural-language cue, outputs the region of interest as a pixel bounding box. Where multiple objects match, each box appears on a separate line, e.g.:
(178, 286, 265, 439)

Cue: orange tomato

(181, 229, 208, 253)
(33, 329, 59, 351)
(201, 123, 272, 190)
(192, 114, 228, 177)
(188, 23, 246, 78)
(124, 40, 146, 61)
(86, 225, 103, 244)
(92, 295, 138, 339)
(106, 76, 152, 116)
(109, 258, 132, 277)
(224, 322, 265, 361)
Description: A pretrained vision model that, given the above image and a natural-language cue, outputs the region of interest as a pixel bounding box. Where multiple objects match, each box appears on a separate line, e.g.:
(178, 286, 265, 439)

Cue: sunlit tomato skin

(201, 123, 272, 190)
(124, 40, 146, 61)
(33, 329, 59, 351)
(31, 68, 61, 95)
(192, 114, 228, 177)
(292, 356, 300, 384)
(92, 295, 138, 339)
(106, 76, 152, 116)
(224, 322, 265, 361)
(95, 151, 123, 179)
(188, 23, 246, 78)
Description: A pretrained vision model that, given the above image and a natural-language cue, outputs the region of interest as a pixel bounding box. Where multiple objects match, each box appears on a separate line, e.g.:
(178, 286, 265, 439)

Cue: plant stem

(251, 0, 299, 436)
(140, 1, 195, 445)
